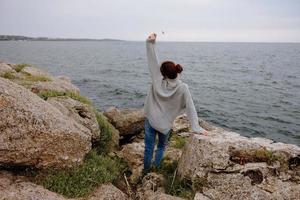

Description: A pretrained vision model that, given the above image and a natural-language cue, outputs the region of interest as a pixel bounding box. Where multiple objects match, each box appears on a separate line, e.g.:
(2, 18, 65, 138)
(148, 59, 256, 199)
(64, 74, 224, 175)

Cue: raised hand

(147, 33, 157, 42)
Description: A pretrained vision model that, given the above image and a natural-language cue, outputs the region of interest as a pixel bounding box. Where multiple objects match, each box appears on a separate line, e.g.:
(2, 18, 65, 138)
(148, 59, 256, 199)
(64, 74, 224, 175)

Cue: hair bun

(176, 64, 183, 73)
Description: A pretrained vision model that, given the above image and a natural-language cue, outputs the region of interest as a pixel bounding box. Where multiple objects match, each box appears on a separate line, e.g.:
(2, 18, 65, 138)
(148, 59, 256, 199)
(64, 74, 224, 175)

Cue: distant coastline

(0, 35, 124, 42)
(1, 35, 299, 43)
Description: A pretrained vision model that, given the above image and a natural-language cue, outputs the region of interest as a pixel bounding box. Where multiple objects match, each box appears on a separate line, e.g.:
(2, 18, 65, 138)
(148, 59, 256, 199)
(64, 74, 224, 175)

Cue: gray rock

(47, 96, 100, 140)
(172, 114, 190, 133)
(202, 173, 271, 200)
(86, 183, 128, 200)
(0, 62, 14, 76)
(177, 130, 300, 200)
(21, 66, 52, 78)
(136, 172, 184, 200)
(0, 63, 78, 94)
(172, 114, 216, 134)
(118, 142, 145, 183)
(104, 106, 144, 135)
(118, 141, 182, 184)
(30, 77, 80, 94)
(0, 171, 68, 200)
(0, 77, 91, 169)
(178, 134, 231, 178)
(142, 172, 165, 192)
(145, 192, 185, 200)
(194, 193, 211, 200)
(56, 75, 72, 82)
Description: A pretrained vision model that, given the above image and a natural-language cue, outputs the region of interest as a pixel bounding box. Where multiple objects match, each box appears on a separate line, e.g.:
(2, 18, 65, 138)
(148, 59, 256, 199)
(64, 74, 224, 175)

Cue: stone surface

(30, 77, 80, 94)
(164, 147, 182, 163)
(56, 75, 72, 82)
(0, 77, 91, 169)
(0, 63, 78, 94)
(203, 173, 270, 200)
(172, 114, 190, 133)
(172, 114, 215, 134)
(86, 183, 128, 200)
(142, 172, 165, 192)
(178, 130, 300, 200)
(104, 106, 144, 135)
(0, 62, 14, 76)
(47, 96, 100, 140)
(118, 142, 145, 183)
(0, 171, 67, 200)
(22, 66, 52, 78)
(194, 193, 211, 200)
(136, 172, 184, 200)
(146, 193, 185, 200)
(118, 141, 181, 184)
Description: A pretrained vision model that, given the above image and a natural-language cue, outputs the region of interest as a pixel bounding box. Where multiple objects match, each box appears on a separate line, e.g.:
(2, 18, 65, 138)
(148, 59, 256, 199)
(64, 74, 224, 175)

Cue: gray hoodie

(143, 38, 204, 134)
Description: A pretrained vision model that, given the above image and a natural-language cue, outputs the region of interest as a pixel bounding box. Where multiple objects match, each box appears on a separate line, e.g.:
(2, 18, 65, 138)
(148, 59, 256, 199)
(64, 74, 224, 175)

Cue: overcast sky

(1, 0, 300, 42)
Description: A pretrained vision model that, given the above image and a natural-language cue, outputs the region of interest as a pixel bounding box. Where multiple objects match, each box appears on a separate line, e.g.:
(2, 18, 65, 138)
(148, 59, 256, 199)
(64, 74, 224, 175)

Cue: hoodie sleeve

(146, 39, 163, 83)
(184, 84, 204, 133)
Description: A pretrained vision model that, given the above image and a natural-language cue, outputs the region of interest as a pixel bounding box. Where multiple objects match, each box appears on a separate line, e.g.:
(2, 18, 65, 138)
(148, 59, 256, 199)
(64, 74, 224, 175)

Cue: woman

(143, 33, 208, 172)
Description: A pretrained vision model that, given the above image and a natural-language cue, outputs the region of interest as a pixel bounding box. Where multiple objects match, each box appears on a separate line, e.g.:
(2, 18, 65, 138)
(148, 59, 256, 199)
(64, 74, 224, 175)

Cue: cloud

(0, 0, 299, 42)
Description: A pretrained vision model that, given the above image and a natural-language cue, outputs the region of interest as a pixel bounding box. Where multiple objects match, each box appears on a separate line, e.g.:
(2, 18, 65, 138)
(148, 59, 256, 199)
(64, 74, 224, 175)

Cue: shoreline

(0, 60, 299, 200)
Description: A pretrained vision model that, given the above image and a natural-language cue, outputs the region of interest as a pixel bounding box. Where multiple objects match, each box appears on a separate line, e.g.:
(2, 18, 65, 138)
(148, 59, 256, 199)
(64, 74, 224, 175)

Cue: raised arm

(184, 84, 208, 135)
(146, 33, 163, 83)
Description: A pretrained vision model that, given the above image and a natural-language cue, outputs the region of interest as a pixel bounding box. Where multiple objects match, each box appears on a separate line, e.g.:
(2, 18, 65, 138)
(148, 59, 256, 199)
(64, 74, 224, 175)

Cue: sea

(0, 41, 299, 145)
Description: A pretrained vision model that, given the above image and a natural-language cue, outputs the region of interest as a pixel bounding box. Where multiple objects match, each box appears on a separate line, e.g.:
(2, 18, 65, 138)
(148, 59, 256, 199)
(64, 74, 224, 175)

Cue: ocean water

(0, 41, 299, 145)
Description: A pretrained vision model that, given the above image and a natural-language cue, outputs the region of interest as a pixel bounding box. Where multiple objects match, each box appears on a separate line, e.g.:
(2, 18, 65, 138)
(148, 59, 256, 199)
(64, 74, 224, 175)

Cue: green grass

(1, 65, 51, 83)
(15, 64, 51, 82)
(38, 150, 127, 198)
(38, 91, 92, 105)
(95, 111, 119, 153)
(1, 71, 16, 79)
(154, 159, 195, 199)
(169, 133, 186, 149)
(254, 149, 283, 164)
(14, 63, 29, 72)
(192, 176, 209, 193)
(230, 147, 284, 165)
(23, 74, 52, 82)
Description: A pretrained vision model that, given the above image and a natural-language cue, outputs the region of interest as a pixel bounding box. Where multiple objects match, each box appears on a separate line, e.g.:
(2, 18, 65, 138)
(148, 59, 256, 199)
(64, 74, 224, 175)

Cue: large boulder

(177, 129, 300, 200)
(0, 77, 91, 169)
(21, 66, 52, 78)
(0, 171, 68, 200)
(194, 193, 211, 200)
(0, 62, 79, 94)
(47, 96, 100, 140)
(118, 141, 182, 184)
(0, 62, 15, 76)
(172, 114, 217, 134)
(104, 107, 144, 136)
(136, 172, 184, 200)
(0, 171, 128, 200)
(118, 142, 145, 183)
(86, 183, 128, 200)
(30, 77, 80, 94)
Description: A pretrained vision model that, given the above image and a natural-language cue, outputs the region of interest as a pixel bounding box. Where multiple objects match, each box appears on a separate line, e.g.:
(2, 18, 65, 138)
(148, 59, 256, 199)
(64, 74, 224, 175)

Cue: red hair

(160, 61, 183, 79)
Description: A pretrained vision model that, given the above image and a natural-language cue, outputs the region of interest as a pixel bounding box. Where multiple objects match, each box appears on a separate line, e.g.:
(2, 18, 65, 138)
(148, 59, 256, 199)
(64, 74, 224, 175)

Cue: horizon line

(1, 34, 300, 44)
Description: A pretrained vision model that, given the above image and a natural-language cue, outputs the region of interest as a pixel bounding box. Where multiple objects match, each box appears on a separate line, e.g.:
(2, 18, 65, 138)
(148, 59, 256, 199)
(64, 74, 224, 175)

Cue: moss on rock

(169, 133, 186, 149)
(95, 111, 120, 153)
(1, 71, 16, 79)
(154, 159, 195, 199)
(14, 63, 29, 72)
(38, 90, 91, 105)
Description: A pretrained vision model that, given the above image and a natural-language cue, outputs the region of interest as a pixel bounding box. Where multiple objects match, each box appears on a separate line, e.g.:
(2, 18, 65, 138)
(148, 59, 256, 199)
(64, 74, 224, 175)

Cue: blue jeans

(143, 118, 170, 171)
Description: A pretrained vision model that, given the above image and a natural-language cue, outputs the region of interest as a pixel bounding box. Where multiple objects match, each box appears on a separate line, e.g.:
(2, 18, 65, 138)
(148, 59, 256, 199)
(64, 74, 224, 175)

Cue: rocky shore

(0, 60, 299, 200)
